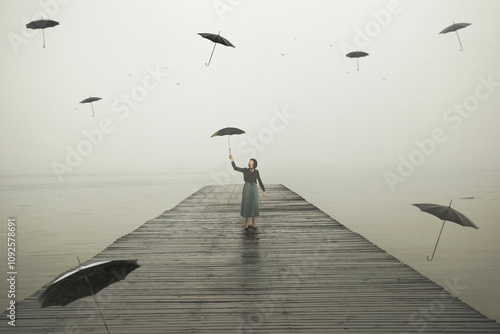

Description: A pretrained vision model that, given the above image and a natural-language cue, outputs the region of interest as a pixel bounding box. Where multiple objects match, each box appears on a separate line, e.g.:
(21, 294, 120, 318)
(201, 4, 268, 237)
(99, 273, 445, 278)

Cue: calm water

(1, 168, 499, 323)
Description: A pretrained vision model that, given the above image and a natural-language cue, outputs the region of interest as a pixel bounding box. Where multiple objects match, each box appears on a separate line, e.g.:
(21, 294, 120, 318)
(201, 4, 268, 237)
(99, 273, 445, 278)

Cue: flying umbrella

(413, 201, 478, 261)
(25, 17, 59, 48)
(346, 51, 369, 71)
(38, 258, 140, 334)
(198, 31, 235, 66)
(80, 96, 102, 117)
(211, 127, 245, 154)
(440, 21, 471, 51)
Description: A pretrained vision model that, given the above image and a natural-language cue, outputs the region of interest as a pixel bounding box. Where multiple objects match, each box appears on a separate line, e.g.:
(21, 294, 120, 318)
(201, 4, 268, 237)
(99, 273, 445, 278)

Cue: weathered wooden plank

(3, 184, 500, 333)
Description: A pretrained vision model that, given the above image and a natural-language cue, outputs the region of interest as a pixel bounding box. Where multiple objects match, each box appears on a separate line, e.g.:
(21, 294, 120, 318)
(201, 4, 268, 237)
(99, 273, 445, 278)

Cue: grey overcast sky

(1, 0, 500, 179)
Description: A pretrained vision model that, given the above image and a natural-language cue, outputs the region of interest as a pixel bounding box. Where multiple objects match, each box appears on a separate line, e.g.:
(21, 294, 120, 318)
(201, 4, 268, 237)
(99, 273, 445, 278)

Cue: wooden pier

(8, 184, 500, 333)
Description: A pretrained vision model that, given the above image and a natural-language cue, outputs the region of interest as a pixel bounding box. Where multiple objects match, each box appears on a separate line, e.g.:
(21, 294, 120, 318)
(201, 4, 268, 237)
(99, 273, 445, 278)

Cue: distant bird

(280, 53, 285, 56)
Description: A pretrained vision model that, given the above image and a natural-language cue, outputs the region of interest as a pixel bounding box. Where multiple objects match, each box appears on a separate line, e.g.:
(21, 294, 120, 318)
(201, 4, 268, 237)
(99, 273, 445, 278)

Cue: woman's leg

(244, 217, 249, 229)
(252, 217, 257, 228)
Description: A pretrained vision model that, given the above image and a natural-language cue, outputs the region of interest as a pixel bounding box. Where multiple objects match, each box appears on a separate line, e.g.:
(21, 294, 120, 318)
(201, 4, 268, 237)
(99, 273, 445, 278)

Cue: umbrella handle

(87, 280, 111, 334)
(456, 30, 464, 51)
(42, 29, 46, 48)
(427, 220, 446, 261)
(206, 42, 217, 66)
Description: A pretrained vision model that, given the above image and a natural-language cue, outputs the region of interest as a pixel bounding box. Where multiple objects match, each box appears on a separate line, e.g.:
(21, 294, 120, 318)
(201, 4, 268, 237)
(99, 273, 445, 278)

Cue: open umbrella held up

(80, 96, 102, 117)
(413, 201, 478, 261)
(346, 51, 369, 71)
(26, 17, 59, 48)
(440, 21, 471, 51)
(198, 31, 235, 66)
(211, 127, 245, 154)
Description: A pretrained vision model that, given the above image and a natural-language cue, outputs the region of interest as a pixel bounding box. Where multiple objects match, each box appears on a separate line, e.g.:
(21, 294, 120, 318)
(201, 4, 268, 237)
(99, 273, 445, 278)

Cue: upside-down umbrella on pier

(38, 258, 140, 334)
(346, 51, 369, 71)
(440, 22, 471, 51)
(80, 96, 102, 117)
(26, 17, 59, 48)
(412, 201, 478, 261)
(198, 32, 235, 66)
(211, 127, 245, 154)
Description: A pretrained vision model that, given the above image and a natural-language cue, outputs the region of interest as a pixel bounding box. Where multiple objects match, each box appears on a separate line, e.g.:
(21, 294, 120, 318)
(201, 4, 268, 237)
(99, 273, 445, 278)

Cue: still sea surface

(1, 168, 499, 323)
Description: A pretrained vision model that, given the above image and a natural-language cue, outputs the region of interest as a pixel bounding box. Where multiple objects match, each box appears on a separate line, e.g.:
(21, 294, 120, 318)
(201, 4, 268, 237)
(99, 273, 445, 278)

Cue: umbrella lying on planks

(25, 17, 59, 48)
(439, 22, 471, 51)
(80, 96, 102, 117)
(211, 127, 245, 154)
(346, 51, 369, 71)
(198, 31, 235, 66)
(38, 258, 140, 333)
(412, 201, 478, 261)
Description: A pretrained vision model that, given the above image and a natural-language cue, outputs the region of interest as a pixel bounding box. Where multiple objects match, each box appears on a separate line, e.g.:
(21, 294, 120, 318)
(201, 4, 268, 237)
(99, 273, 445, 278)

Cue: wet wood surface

(8, 184, 500, 333)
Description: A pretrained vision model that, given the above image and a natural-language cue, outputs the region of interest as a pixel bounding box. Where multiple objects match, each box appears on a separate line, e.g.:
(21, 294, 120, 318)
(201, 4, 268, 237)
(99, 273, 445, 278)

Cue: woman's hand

(229, 154, 234, 162)
(263, 192, 266, 198)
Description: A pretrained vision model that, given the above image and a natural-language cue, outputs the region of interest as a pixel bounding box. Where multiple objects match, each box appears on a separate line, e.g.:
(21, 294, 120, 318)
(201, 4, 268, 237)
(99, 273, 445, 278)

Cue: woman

(229, 154, 266, 229)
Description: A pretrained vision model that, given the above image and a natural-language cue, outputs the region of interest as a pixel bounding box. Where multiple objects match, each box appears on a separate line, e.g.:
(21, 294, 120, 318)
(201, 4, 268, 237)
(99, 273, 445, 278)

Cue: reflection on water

(240, 230, 261, 285)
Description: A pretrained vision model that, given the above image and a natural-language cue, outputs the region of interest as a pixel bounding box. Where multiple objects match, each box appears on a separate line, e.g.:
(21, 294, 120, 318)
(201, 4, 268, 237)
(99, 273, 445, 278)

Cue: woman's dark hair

(250, 158, 258, 168)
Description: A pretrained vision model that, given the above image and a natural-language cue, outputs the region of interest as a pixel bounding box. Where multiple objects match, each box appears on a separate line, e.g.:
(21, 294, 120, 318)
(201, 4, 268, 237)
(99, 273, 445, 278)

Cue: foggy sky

(1, 0, 500, 181)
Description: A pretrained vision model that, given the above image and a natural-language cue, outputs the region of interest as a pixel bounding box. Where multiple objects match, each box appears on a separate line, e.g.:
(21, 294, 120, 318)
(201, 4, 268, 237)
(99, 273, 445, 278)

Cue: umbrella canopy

(346, 51, 369, 71)
(38, 259, 140, 307)
(198, 32, 235, 66)
(211, 127, 245, 154)
(79, 96, 102, 117)
(413, 201, 478, 261)
(439, 22, 471, 34)
(38, 259, 140, 333)
(412, 203, 478, 229)
(26, 18, 59, 48)
(439, 22, 471, 51)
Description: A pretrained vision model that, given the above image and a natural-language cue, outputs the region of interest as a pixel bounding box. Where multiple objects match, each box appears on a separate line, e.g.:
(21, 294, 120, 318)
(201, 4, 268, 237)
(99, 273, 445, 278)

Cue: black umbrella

(346, 51, 369, 71)
(413, 201, 478, 261)
(80, 96, 102, 117)
(198, 31, 235, 66)
(440, 21, 471, 51)
(26, 17, 59, 48)
(38, 258, 140, 333)
(211, 127, 245, 154)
